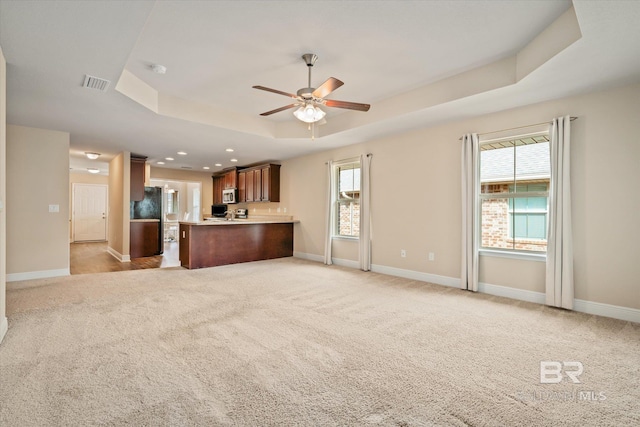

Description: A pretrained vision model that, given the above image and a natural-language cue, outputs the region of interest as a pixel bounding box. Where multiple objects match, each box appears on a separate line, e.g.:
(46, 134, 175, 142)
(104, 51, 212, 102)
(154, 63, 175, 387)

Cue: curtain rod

(458, 116, 577, 141)
(324, 153, 372, 165)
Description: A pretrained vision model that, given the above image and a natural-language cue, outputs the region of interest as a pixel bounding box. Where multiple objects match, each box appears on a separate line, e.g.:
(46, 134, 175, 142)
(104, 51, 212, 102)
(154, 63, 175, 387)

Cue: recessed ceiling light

(157, 161, 165, 165)
(203, 166, 210, 170)
(165, 157, 174, 161)
(87, 168, 100, 174)
(230, 158, 238, 163)
(225, 148, 234, 152)
(177, 151, 187, 155)
(215, 163, 222, 167)
(85, 152, 101, 160)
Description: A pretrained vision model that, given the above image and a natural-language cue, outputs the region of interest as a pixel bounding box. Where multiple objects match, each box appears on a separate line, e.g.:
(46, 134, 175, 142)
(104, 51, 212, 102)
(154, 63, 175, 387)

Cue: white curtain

(461, 133, 480, 291)
(546, 116, 574, 309)
(323, 160, 334, 265)
(359, 154, 372, 271)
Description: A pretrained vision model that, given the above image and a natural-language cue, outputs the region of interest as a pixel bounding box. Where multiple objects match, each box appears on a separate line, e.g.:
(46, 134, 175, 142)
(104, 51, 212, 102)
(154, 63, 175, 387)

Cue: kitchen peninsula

(178, 217, 297, 269)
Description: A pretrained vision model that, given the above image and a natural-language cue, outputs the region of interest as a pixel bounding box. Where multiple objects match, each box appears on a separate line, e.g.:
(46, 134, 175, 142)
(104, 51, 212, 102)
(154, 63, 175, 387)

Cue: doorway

(72, 183, 108, 242)
(150, 178, 202, 224)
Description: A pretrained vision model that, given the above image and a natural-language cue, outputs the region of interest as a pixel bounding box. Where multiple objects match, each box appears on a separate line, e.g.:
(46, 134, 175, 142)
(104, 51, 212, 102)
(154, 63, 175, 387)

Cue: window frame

(478, 131, 550, 258)
(332, 158, 361, 240)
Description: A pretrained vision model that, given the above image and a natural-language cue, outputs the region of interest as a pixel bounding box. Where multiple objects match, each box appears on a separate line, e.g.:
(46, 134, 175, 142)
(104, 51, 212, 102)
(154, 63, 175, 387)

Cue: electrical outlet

(400, 249, 406, 258)
(428, 252, 435, 261)
(48, 204, 59, 213)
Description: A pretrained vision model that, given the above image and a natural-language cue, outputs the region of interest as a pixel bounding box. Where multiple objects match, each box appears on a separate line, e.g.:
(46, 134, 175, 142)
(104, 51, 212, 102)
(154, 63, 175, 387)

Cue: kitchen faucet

(225, 209, 236, 220)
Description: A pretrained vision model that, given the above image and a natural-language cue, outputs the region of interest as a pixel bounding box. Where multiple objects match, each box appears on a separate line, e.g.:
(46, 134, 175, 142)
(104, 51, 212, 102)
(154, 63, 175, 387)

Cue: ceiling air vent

(82, 74, 111, 92)
(181, 166, 193, 170)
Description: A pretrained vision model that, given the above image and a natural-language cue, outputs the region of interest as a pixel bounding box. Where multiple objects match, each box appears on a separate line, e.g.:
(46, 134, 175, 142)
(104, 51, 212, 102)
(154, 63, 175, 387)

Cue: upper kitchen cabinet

(260, 164, 280, 202)
(238, 171, 246, 202)
(214, 163, 280, 203)
(130, 155, 147, 201)
(240, 169, 253, 202)
(212, 168, 238, 204)
(212, 175, 225, 205)
(240, 163, 280, 203)
(224, 169, 237, 189)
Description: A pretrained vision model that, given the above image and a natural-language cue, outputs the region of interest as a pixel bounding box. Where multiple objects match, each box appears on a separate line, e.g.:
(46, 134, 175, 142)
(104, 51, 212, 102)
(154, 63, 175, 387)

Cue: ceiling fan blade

(252, 85, 297, 99)
(324, 99, 370, 112)
(259, 104, 298, 116)
(312, 77, 344, 99)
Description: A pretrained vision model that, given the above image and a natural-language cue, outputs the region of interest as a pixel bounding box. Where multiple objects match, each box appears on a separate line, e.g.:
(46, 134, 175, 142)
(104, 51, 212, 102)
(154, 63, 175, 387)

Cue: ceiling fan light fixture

(293, 104, 325, 123)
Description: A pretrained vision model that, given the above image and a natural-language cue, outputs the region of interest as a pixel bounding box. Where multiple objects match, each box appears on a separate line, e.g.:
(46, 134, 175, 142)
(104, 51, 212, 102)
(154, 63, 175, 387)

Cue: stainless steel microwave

(222, 188, 237, 204)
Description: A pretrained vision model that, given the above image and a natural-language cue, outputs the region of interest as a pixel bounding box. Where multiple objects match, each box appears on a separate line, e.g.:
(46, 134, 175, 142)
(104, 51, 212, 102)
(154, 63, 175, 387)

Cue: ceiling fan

(253, 53, 370, 124)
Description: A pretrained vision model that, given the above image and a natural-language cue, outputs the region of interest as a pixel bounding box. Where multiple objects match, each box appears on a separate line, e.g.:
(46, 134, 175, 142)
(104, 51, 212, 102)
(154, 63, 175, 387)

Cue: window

(480, 133, 550, 253)
(334, 160, 361, 237)
(508, 183, 548, 240)
(165, 190, 178, 214)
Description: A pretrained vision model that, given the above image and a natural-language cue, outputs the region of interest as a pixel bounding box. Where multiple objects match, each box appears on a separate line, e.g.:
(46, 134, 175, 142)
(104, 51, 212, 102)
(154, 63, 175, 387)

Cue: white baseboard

(6, 268, 70, 282)
(293, 252, 360, 269)
(107, 246, 130, 262)
(332, 258, 360, 269)
(293, 251, 323, 263)
(478, 282, 546, 305)
(292, 251, 639, 323)
(574, 299, 640, 323)
(0, 316, 7, 345)
(476, 284, 640, 323)
(371, 264, 460, 288)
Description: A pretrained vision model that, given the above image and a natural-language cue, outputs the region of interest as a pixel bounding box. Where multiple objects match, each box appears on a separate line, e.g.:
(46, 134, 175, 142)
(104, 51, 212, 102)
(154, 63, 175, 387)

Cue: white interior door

(73, 183, 107, 242)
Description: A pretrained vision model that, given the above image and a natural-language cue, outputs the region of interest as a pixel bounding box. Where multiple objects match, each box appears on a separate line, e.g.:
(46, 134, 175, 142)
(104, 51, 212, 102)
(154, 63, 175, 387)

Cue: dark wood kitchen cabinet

(260, 164, 280, 202)
(212, 175, 224, 204)
(130, 155, 147, 201)
(179, 221, 293, 269)
(254, 167, 262, 201)
(245, 169, 255, 202)
(238, 171, 246, 202)
(212, 168, 238, 203)
(240, 163, 280, 203)
(224, 169, 237, 189)
(215, 163, 280, 203)
(130, 220, 160, 258)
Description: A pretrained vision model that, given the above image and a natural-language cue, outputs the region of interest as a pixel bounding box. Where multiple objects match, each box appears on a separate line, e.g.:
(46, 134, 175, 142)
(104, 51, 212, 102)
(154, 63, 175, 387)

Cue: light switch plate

(48, 204, 60, 213)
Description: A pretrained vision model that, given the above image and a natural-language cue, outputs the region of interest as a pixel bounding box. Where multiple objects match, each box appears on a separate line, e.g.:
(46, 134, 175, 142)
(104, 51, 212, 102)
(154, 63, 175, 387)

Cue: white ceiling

(1, 1, 639, 175)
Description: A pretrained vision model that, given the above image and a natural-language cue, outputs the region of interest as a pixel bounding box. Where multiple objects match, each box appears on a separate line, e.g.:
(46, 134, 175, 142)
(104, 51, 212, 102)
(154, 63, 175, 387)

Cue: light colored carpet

(1, 258, 638, 426)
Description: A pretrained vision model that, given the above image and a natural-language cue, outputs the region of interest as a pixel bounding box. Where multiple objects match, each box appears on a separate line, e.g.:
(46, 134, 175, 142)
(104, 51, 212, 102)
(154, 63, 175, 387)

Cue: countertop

(130, 218, 160, 223)
(180, 215, 298, 226)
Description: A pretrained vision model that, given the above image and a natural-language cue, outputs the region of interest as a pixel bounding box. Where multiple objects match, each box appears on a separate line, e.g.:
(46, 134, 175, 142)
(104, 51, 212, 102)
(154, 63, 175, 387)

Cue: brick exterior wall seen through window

(338, 201, 360, 236)
(481, 183, 548, 252)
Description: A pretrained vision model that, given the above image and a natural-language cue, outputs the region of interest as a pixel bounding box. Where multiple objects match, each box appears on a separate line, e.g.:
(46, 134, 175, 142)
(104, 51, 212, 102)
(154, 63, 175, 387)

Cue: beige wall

(108, 153, 129, 259)
(283, 83, 640, 310)
(149, 167, 213, 217)
(6, 125, 70, 276)
(0, 46, 7, 342)
(70, 172, 109, 186)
